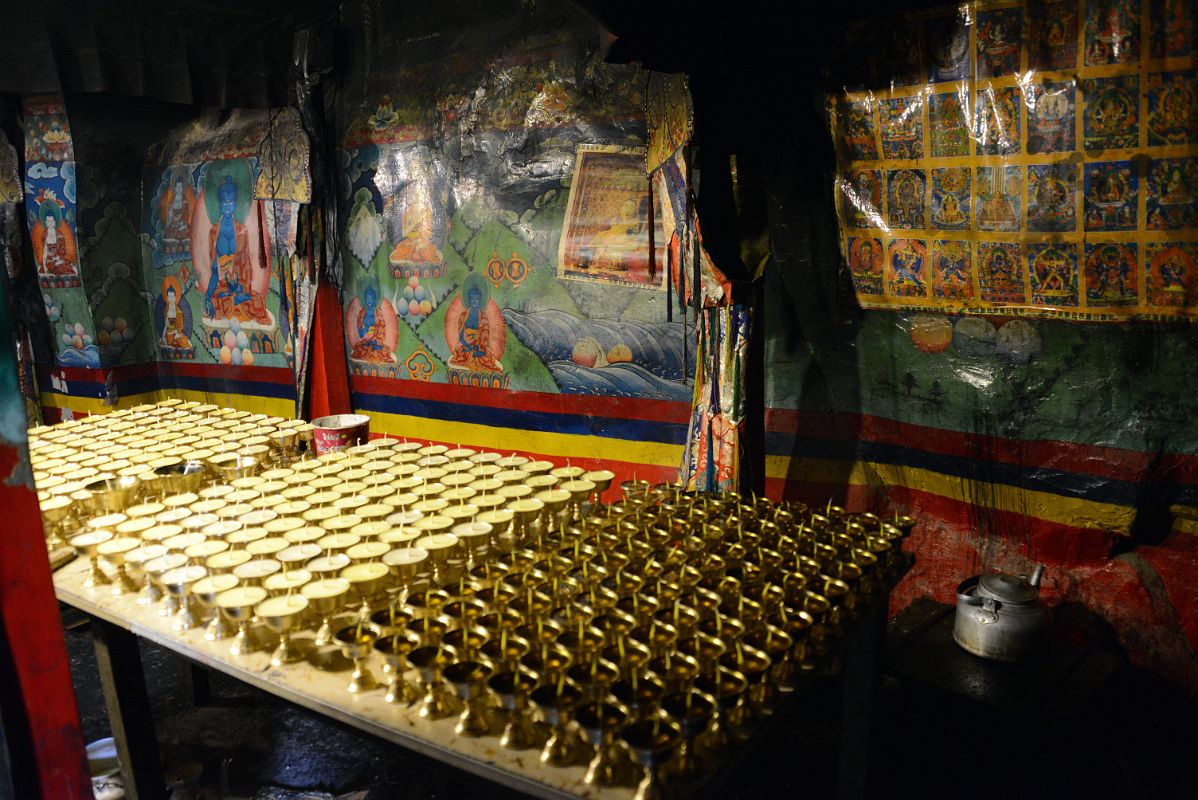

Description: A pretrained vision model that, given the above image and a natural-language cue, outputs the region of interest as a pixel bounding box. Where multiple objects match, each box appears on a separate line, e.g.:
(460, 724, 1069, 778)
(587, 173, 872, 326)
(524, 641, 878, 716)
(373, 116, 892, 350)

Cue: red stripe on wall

(765, 409, 1198, 485)
(48, 361, 295, 386)
(353, 375, 691, 424)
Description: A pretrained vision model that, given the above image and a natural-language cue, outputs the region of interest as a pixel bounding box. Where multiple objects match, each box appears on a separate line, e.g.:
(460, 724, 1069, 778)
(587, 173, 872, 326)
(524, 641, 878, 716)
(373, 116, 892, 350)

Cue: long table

(54, 555, 899, 800)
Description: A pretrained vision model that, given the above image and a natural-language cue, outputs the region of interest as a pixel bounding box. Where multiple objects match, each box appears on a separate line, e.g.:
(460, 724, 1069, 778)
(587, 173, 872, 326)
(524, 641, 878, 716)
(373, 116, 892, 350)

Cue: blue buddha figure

(350, 285, 392, 364)
(449, 273, 501, 371)
(206, 175, 269, 324)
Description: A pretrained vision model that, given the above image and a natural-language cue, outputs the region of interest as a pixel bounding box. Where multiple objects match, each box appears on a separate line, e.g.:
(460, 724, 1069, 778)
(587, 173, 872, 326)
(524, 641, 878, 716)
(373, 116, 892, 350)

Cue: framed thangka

(558, 145, 668, 290)
(828, 0, 1198, 321)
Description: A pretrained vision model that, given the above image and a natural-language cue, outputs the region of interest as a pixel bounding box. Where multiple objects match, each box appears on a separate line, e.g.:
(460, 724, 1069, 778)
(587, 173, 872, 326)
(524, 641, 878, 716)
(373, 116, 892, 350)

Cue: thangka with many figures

(828, 0, 1198, 321)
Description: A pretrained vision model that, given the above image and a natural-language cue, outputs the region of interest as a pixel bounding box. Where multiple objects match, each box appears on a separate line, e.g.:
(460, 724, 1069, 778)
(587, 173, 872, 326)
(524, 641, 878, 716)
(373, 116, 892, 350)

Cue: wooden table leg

(179, 660, 211, 707)
(836, 595, 888, 800)
(91, 618, 168, 800)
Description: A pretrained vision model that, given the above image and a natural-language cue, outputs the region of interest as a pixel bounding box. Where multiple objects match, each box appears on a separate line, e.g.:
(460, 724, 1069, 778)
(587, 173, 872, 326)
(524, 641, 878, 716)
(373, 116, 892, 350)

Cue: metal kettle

(953, 564, 1047, 662)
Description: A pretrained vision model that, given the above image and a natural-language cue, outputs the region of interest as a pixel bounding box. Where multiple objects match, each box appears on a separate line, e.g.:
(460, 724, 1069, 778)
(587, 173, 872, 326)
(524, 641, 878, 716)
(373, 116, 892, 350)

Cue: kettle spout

(1029, 564, 1045, 589)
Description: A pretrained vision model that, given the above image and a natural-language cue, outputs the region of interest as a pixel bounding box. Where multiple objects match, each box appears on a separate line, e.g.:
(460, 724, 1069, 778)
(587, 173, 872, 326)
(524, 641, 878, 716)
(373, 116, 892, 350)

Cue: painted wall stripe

(765, 409, 1198, 485)
(50, 362, 293, 384)
(357, 407, 685, 468)
(352, 391, 688, 445)
(764, 455, 1137, 533)
(352, 376, 691, 423)
(40, 389, 295, 418)
(765, 433, 1198, 507)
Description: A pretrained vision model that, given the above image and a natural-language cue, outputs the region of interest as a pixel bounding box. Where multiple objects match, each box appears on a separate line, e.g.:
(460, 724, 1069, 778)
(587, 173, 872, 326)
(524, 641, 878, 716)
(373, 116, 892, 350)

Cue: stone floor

(57, 601, 1198, 800)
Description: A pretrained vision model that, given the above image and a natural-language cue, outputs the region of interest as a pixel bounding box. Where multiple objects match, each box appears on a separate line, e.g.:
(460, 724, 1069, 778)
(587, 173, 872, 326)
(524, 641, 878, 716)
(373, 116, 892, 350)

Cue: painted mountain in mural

(550, 361, 692, 401)
(503, 309, 690, 381)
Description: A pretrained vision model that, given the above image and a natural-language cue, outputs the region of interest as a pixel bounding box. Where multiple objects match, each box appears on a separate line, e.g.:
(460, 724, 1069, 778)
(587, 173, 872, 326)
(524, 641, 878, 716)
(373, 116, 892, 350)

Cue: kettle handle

(976, 595, 999, 624)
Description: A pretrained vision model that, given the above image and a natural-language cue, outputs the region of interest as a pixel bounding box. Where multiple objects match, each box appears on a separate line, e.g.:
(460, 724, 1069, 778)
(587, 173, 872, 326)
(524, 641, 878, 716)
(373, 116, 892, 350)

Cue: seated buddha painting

(345, 282, 400, 366)
(189, 159, 276, 332)
(152, 165, 197, 267)
(444, 272, 506, 373)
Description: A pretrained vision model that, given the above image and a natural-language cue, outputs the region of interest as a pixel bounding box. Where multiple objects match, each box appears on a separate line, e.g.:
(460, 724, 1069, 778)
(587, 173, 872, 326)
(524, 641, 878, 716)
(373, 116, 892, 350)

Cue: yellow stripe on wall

(41, 389, 295, 419)
(360, 408, 685, 468)
(766, 455, 1136, 533)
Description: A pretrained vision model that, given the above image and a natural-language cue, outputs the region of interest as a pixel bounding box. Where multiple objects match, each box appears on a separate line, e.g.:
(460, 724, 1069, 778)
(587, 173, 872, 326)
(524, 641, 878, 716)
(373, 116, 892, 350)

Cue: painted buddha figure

(350, 286, 393, 364)
(32, 200, 78, 277)
(389, 196, 443, 268)
(206, 176, 270, 325)
(590, 198, 642, 271)
(1091, 88, 1134, 137)
(936, 191, 965, 226)
(160, 176, 194, 254)
(448, 273, 502, 372)
(1162, 166, 1193, 205)
(160, 277, 191, 350)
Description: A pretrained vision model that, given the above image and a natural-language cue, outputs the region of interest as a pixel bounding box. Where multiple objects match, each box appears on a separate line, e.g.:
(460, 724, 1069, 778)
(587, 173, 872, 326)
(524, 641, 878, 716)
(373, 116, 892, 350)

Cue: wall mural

(828, 0, 1198, 322)
(141, 111, 310, 373)
(21, 96, 100, 370)
(338, 43, 693, 402)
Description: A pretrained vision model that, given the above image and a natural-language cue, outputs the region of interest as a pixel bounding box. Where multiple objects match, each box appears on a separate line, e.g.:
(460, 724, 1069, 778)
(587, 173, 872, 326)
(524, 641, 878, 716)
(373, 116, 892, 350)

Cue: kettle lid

(978, 572, 1039, 603)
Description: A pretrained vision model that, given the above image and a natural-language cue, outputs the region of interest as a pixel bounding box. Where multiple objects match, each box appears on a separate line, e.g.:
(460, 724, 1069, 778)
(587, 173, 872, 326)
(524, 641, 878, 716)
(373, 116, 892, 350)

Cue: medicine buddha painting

(190, 159, 275, 331)
(444, 272, 506, 373)
(345, 280, 399, 366)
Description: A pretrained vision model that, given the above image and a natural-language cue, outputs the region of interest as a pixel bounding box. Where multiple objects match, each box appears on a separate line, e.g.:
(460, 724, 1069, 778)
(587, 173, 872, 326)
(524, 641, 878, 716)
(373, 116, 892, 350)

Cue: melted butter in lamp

(414, 533, 458, 552)
(278, 543, 322, 564)
(225, 527, 268, 546)
(273, 501, 311, 517)
(193, 573, 239, 596)
(216, 585, 268, 609)
(245, 538, 288, 557)
(550, 466, 585, 479)
(233, 559, 282, 580)
(316, 532, 361, 551)
(383, 547, 428, 567)
(256, 593, 309, 618)
(301, 577, 350, 599)
(207, 550, 253, 571)
(347, 541, 389, 561)
(350, 520, 390, 538)
(283, 526, 325, 544)
(306, 553, 351, 574)
(341, 561, 389, 582)
(263, 570, 313, 593)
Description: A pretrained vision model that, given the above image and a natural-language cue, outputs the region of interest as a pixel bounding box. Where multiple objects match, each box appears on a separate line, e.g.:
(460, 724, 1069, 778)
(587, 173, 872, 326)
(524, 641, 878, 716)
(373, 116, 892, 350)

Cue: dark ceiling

(0, 0, 943, 108)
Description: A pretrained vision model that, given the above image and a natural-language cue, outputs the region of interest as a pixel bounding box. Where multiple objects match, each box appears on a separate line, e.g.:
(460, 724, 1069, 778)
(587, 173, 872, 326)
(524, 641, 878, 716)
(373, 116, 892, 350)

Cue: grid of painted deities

(828, 0, 1197, 321)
